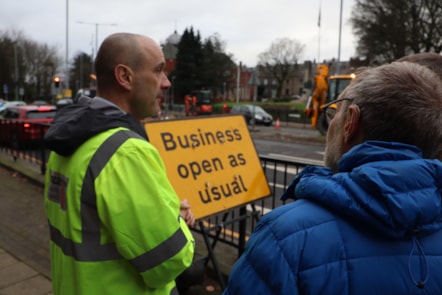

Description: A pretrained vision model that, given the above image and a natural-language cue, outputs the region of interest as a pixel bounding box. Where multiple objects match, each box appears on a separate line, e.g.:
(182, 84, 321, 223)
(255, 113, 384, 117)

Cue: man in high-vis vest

(44, 33, 195, 295)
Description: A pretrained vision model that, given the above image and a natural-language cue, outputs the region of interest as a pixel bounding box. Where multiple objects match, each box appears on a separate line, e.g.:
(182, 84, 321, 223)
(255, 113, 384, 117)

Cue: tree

(171, 27, 203, 101)
(0, 32, 20, 100)
(0, 30, 61, 101)
(21, 39, 61, 100)
(171, 28, 236, 101)
(200, 33, 236, 99)
(69, 52, 94, 94)
(351, 0, 442, 64)
(257, 38, 304, 98)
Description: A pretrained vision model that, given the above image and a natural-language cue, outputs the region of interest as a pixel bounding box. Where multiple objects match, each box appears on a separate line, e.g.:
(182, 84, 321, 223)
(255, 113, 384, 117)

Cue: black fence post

(238, 205, 247, 257)
(40, 124, 47, 175)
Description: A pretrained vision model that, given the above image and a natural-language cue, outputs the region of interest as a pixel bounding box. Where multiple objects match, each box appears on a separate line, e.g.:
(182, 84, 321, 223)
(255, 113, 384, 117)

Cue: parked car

(31, 100, 50, 106)
(56, 98, 73, 109)
(74, 88, 96, 103)
(0, 105, 56, 148)
(230, 104, 273, 126)
(0, 100, 27, 115)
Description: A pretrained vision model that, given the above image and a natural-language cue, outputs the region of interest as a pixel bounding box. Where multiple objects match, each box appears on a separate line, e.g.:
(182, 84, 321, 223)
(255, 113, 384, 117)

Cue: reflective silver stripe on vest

(50, 129, 142, 261)
(130, 228, 188, 272)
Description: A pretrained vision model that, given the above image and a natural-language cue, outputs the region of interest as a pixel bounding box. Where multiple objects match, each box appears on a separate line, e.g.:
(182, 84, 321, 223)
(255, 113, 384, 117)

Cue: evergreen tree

(171, 27, 203, 101)
(171, 28, 236, 102)
(201, 35, 236, 98)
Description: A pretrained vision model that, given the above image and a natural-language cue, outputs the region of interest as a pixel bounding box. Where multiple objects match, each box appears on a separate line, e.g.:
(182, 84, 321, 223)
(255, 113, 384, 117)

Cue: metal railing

(0, 121, 50, 174)
(190, 155, 308, 256)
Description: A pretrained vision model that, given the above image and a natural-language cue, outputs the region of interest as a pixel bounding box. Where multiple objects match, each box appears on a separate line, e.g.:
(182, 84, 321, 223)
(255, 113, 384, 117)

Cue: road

(254, 138, 325, 163)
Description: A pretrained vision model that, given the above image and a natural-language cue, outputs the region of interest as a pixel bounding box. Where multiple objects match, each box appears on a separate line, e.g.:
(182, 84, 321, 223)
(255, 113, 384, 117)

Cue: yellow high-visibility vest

(44, 128, 195, 295)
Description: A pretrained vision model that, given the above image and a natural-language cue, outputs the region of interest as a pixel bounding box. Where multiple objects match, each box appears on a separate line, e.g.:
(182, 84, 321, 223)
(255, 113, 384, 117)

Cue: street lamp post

(66, 0, 69, 93)
(77, 21, 117, 59)
(171, 76, 175, 109)
(14, 43, 19, 100)
(236, 62, 241, 103)
(336, 0, 344, 74)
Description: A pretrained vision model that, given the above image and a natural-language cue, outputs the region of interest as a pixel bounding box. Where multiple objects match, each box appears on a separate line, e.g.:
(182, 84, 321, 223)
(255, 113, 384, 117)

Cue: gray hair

(345, 62, 442, 159)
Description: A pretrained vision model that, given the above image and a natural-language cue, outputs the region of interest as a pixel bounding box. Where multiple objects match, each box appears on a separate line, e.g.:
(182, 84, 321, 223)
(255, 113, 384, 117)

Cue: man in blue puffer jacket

(223, 61, 442, 294)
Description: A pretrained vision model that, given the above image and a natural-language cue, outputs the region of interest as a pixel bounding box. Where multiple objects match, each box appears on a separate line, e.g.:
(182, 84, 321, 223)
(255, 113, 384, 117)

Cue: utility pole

(66, 0, 69, 94)
(236, 62, 241, 103)
(14, 43, 18, 100)
(317, 0, 322, 63)
(336, 0, 344, 74)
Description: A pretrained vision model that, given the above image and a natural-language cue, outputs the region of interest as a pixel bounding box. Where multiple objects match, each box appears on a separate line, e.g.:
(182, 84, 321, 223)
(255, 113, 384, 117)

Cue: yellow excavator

(304, 64, 355, 135)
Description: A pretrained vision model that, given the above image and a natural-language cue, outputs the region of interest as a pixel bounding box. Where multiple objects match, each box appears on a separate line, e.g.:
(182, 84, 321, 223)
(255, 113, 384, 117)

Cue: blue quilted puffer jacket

(223, 141, 442, 295)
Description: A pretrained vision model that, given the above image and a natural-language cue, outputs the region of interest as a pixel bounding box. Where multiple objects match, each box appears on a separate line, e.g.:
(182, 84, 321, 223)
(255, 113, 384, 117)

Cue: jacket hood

(44, 96, 148, 156)
(281, 141, 442, 238)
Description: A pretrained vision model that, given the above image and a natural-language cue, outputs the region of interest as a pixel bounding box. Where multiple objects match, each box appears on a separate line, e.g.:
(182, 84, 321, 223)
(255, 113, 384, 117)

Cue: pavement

(0, 156, 52, 295)
(0, 122, 324, 295)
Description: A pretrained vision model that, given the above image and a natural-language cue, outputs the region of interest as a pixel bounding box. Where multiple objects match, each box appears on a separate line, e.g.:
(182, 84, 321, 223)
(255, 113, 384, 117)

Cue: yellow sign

(63, 88, 72, 98)
(145, 115, 271, 220)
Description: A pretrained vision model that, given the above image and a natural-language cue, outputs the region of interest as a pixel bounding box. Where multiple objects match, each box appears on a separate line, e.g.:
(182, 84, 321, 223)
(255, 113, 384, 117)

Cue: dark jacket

(44, 96, 147, 156)
(224, 141, 442, 295)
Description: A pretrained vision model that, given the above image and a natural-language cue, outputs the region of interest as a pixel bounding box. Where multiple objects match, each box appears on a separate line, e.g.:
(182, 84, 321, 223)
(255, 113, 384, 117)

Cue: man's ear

(343, 104, 361, 144)
(114, 64, 133, 91)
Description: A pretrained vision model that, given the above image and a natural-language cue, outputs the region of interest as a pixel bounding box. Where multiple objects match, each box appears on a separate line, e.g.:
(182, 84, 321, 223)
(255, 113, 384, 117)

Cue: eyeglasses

(322, 97, 354, 124)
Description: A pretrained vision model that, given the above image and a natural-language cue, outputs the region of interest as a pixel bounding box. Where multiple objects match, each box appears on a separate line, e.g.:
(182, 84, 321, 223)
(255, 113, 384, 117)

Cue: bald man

(44, 33, 195, 295)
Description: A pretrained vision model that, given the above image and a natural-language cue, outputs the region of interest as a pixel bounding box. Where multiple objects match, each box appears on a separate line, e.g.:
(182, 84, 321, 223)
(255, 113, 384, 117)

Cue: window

(3, 109, 19, 119)
(26, 111, 56, 119)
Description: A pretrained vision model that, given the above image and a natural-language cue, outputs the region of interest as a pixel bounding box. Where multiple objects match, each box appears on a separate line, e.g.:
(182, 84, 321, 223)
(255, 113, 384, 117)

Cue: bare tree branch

(351, 0, 442, 64)
(257, 38, 304, 97)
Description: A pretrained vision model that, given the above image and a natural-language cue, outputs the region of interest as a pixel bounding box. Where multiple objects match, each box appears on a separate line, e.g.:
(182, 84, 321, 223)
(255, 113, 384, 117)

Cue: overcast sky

(2, 0, 356, 67)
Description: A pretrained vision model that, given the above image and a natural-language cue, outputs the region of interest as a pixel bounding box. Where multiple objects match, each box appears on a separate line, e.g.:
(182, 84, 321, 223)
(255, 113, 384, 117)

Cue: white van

(74, 88, 96, 103)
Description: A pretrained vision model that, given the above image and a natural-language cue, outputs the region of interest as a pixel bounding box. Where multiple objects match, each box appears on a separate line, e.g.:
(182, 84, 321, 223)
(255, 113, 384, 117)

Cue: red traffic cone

(275, 117, 280, 129)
